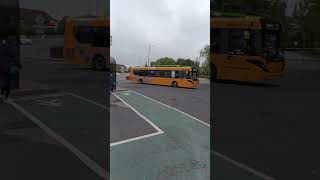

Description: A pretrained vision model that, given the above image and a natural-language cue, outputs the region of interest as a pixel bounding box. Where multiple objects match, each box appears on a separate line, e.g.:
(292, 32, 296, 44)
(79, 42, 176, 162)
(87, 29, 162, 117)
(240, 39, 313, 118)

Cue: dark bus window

(158, 71, 166, 77)
(175, 71, 181, 78)
(74, 26, 93, 44)
(139, 70, 146, 76)
(93, 27, 109, 47)
(228, 29, 244, 52)
(164, 71, 171, 78)
(154, 71, 161, 77)
(180, 71, 187, 78)
(149, 70, 156, 77)
(133, 70, 139, 75)
(211, 29, 228, 53)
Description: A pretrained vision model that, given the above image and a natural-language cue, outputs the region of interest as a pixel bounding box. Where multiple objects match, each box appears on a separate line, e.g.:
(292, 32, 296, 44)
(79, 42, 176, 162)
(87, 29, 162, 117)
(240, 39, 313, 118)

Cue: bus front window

(192, 70, 198, 80)
(263, 32, 280, 59)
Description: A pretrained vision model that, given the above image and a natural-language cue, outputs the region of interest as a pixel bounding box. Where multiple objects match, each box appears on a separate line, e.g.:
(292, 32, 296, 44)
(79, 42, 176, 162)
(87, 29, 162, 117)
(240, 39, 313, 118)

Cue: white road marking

(213, 151, 276, 180)
(7, 100, 109, 179)
(8, 90, 274, 180)
(122, 90, 275, 180)
(36, 99, 63, 107)
(110, 131, 163, 147)
(65, 92, 109, 110)
(11, 93, 69, 101)
(111, 93, 164, 147)
(130, 90, 210, 127)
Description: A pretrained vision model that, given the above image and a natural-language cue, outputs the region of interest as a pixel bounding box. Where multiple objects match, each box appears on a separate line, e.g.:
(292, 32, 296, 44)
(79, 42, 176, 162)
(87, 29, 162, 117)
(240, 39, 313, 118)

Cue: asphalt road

(1, 39, 110, 179)
(116, 77, 210, 124)
(5, 37, 320, 179)
(8, 38, 212, 179)
(213, 56, 320, 179)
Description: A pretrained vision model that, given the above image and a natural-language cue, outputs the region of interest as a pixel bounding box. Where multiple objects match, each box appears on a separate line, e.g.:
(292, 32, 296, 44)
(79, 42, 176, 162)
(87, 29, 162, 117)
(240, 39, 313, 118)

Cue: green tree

(150, 57, 176, 66)
(294, 0, 320, 47)
(199, 45, 210, 78)
(176, 58, 195, 66)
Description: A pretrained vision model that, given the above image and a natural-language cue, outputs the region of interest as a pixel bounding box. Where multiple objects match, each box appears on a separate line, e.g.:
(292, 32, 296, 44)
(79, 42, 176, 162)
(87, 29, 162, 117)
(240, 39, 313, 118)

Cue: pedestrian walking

(0, 38, 21, 101)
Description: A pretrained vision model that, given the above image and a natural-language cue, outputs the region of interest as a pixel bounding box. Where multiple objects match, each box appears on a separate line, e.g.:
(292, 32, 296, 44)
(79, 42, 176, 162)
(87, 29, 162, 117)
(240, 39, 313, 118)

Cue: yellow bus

(211, 13, 285, 81)
(63, 17, 111, 70)
(128, 66, 199, 88)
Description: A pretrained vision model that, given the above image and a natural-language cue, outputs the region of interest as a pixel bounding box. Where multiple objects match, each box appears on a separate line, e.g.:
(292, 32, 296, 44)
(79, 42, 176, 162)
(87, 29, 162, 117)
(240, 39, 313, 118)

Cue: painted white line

(111, 92, 164, 147)
(112, 92, 163, 133)
(11, 92, 69, 101)
(124, 91, 274, 180)
(130, 90, 210, 127)
(213, 150, 276, 180)
(7, 100, 109, 179)
(66, 92, 109, 110)
(110, 131, 163, 147)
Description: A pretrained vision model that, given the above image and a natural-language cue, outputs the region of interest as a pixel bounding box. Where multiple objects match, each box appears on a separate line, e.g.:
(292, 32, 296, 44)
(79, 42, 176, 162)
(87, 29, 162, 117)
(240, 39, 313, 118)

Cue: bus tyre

(95, 56, 106, 71)
(139, 79, 143, 84)
(172, 81, 178, 88)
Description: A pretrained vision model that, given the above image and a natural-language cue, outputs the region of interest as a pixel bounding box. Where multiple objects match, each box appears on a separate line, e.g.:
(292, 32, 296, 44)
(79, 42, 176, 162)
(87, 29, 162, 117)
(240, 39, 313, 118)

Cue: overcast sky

(111, 0, 210, 67)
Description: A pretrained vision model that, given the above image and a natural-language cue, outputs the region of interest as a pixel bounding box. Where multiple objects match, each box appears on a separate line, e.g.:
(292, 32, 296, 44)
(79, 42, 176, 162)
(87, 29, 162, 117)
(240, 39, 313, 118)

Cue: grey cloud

(111, 0, 209, 67)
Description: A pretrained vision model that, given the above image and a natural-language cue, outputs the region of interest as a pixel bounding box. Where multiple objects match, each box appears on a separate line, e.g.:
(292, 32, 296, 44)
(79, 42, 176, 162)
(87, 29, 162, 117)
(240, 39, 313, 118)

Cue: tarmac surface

(213, 53, 320, 179)
(2, 37, 320, 179)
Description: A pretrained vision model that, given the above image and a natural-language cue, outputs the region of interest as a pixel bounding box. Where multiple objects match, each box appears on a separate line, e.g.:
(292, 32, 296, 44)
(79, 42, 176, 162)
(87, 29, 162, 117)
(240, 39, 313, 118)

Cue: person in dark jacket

(0, 38, 20, 100)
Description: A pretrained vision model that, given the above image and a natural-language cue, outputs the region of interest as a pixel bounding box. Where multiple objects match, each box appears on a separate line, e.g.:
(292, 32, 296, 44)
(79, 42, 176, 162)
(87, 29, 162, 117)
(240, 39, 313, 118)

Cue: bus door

(146, 70, 156, 84)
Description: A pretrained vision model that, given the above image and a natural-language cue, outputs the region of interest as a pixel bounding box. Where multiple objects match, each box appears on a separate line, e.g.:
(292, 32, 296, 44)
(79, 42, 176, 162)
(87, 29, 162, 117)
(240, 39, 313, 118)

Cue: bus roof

(130, 66, 193, 71)
(67, 17, 109, 26)
(211, 11, 282, 31)
(211, 11, 259, 18)
(153, 65, 191, 67)
(211, 17, 262, 29)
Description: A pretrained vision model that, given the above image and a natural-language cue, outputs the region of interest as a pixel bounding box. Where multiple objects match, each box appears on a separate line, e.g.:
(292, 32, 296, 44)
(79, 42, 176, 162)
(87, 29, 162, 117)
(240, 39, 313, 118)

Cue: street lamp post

(147, 44, 151, 67)
(147, 43, 156, 67)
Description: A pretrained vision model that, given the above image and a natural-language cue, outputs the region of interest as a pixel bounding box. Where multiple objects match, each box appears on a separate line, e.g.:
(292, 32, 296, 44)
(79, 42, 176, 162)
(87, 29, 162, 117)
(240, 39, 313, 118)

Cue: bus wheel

(172, 81, 178, 87)
(95, 56, 105, 70)
(139, 79, 143, 84)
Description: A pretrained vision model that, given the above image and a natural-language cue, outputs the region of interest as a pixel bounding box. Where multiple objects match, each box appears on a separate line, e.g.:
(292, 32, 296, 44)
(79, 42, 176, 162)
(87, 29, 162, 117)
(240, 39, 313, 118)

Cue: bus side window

(154, 70, 160, 77)
(171, 71, 175, 78)
(133, 70, 139, 75)
(165, 71, 171, 78)
(139, 70, 146, 76)
(180, 71, 187, 78)
(150, 70, 155, 77)
(175, 71, 180, 78)
(158, 71, 166, 78)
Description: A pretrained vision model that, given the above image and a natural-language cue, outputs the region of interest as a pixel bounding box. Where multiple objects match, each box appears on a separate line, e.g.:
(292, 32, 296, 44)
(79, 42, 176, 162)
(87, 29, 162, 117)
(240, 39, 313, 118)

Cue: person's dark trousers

(1, 87, 10, 99)
(1, 75, 10, 99)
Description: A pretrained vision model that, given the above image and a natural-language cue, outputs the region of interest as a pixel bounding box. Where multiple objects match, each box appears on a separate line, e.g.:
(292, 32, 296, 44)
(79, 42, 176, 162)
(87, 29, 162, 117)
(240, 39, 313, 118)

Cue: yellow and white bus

(128, 66, 199, 88)
(211, 12, 285, 81)
(63, 17, 111, 70)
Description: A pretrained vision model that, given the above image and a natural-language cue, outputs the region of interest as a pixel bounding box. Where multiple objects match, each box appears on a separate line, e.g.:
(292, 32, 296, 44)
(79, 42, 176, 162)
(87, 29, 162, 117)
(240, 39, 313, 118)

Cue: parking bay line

(7, 97, 108, 179)
(110, 93, 164, 147)
(116, 90, 275, 180)
(12, 92, 164, 148)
